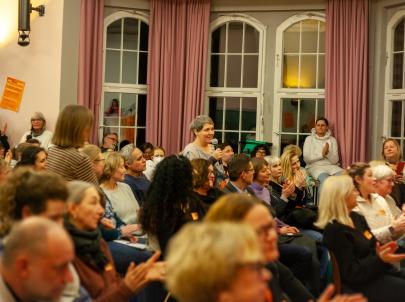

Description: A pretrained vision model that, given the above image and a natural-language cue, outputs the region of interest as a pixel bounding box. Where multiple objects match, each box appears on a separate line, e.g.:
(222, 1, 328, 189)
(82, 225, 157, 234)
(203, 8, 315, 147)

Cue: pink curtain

(77, 0, 104, 145)
(146, 0, 211, 155)
(325, 0, 369, 168)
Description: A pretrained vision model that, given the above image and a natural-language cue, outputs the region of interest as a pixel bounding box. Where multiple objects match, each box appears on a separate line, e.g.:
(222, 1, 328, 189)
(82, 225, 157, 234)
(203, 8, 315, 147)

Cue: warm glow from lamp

(0, 0, 49, 47)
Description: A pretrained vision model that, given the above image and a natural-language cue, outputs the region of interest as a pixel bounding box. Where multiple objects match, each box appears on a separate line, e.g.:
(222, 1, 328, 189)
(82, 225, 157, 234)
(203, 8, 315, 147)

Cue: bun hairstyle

(346, 162, 370, 189)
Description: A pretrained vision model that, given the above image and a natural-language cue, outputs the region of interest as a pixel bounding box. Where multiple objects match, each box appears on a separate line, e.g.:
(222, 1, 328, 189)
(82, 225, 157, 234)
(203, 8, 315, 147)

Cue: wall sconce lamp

(18, 0, 45, 46)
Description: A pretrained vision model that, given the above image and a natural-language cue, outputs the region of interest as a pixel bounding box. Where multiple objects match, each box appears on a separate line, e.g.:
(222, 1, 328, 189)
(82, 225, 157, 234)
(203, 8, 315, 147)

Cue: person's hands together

(322, 142, 329, 157)
(376, 241, 405, 263)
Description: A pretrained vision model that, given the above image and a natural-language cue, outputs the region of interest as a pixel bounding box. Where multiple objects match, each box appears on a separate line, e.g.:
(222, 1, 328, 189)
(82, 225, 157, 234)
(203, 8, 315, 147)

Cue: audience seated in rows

(316, 175, 405, 301)
(0, 168, 91, 301)
(205, 194, 314, 302)
(65, 180, 164, 301)
(81, 144, 150, 276)
(348, 162, 405, 244)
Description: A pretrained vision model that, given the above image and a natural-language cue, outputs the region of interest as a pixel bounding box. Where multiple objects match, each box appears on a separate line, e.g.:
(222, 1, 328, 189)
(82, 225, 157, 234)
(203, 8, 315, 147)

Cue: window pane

(138, 94, 147, 127)
(298, 135, 308, 154)
(210, 54, 225, 87)
(394, 19, 404, 52)
(300, 55, 317, 88)
(282, 98, 298, 132)
(136, 128, 146, 146)
(241, 97, 257, 131)
(243, 55, 258, 88)
(224, 132, 240, 152)
(280, 134, 298, 152)
(120, 127, 135, 144)
(244, 24, 259, 53)
(104, 93, 120, 127)
(103, 127, 119, 139)
(319, 22, 325, 53)
(299, 99, 316, 133)
(391, 101, 402, 137)
(212, 25, 226, 53)
(283, 55, 299, 88)
(228, 22, 243, 53)
(121, 93, 136, 127)
(226, 55, 242, 87)
(106, 19, 121, 49)
(209, 97, 224, 130)
(393, 53, 403, 89)
(122, 51, 138, 84)
(225, 97, 240, 130)
(318, 54, 325, 89)
(317, 99, 325, 119)
(301, 20, 318, 53)
(105, 50, 120, 83)
(139, 21, 149, 51)
(123, 18, 138, 50)
(284, 23, 300, 53)
(214, 131, 224, 144)
(139, 52, 148, 84)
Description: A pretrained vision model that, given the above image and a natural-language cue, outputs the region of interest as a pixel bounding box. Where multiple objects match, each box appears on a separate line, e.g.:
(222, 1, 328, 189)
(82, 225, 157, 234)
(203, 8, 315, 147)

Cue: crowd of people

(0, 108, 404, 302)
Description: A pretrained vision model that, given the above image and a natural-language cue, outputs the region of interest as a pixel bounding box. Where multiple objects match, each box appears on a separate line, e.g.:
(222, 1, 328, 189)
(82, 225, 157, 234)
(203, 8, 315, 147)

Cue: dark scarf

(64, 219, 109, 272)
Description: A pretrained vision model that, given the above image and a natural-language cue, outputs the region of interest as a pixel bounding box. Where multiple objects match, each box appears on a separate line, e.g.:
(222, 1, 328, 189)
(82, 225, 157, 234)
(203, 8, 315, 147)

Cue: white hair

(372, 164, 395, 180)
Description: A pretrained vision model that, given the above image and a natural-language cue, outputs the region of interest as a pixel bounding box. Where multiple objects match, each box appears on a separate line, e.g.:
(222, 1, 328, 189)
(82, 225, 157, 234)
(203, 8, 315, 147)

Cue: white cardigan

(303, 128, 343, 179)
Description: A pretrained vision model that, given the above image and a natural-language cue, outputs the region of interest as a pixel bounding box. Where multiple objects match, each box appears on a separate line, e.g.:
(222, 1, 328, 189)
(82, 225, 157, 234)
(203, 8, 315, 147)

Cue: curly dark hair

(139, 155, 196, 235)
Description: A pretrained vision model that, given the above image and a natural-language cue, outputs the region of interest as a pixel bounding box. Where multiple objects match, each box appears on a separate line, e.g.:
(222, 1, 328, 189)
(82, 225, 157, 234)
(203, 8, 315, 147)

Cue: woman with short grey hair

(373, 164, 403, 216)
(182, 115, 222, 163)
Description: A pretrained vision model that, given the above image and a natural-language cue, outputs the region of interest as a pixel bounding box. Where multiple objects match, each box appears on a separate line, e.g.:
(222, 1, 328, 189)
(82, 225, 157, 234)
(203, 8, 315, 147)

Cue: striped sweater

(46, 146, 98, 184)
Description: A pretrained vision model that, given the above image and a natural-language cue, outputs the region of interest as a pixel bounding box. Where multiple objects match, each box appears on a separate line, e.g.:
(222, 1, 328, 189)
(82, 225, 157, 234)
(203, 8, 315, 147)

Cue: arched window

(384, 11, 405, 158)
(102, 11, 148, 148)
(273, 13, 325, 154)
(206, 15, 265, 151)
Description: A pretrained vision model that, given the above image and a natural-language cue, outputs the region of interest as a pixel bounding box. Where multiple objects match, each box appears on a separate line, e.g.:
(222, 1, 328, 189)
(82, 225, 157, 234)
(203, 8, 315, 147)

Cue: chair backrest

(330, 251, 341, 294)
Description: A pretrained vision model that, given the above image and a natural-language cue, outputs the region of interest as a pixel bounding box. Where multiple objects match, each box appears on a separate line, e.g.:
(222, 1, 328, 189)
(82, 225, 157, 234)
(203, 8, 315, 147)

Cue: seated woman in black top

(190, 158, 223, 207)
(316, 175, 405, 302)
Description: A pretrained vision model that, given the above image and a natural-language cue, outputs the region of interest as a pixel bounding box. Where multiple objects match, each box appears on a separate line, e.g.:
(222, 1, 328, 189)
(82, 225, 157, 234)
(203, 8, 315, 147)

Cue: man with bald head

(0, 217, 74, 302)
(122, 145, 150, 205)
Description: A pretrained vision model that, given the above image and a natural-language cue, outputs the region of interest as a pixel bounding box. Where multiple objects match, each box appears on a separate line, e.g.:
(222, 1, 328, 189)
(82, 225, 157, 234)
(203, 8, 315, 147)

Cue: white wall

(0, 0, 63, 147)
(0, 0, 81, 148)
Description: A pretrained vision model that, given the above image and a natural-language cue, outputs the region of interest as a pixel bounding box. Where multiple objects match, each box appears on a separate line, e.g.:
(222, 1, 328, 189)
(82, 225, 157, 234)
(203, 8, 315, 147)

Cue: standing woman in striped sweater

(47, 105, 98, 184)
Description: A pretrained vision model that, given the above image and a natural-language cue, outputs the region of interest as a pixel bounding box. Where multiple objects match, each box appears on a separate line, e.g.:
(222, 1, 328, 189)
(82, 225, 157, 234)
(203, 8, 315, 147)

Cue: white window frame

(272, 13, 326, 155)
(101, 11, 149, 145)
(384, 10, 405, 149)
(205, 14, 266, 144)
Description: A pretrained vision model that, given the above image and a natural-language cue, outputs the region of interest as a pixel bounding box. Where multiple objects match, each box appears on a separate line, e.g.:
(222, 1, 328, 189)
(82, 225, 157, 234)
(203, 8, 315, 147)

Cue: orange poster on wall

(0, 77, 25, 112)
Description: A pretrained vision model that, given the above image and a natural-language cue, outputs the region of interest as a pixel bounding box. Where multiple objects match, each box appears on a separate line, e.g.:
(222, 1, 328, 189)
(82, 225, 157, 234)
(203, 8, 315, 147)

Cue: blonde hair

(52, 105, 93, 148)
(80, 144, 101, 162)
(100, 152, 124, 182)
(280, 148, 299, 181)
(166, 222, 263, 302)
(315, 175, 354, 229)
